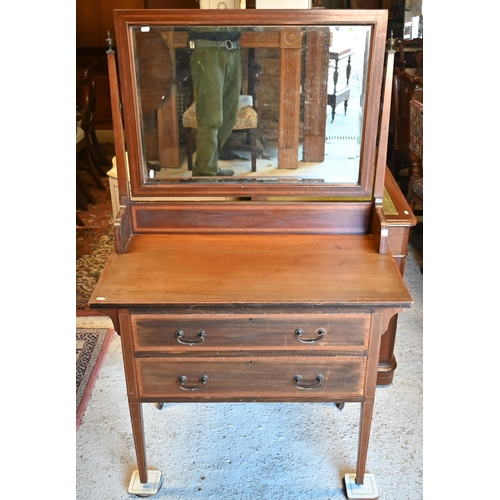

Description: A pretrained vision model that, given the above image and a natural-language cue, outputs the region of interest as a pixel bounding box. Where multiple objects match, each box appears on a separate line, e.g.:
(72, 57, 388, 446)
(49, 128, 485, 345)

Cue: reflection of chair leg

(185, 128, 195, 171)
(327, 94, 336, 122)
(183, 124, 260, 173)
(250, 129, 257, 173)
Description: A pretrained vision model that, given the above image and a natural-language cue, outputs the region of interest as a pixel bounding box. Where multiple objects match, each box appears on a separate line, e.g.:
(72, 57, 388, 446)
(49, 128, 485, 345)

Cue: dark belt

(189, 39, 241, 50)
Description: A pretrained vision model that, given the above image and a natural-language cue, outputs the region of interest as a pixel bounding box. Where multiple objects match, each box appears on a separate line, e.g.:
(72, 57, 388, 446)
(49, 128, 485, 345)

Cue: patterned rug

(76, 223, 114, 309)
(76, 328, 114, 429)
(76, 143, 115, 310)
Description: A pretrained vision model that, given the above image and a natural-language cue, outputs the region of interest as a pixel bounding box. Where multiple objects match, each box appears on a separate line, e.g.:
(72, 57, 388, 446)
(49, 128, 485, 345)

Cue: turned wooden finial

(387, 30, 396, 52)
(106, 31, 115, 54)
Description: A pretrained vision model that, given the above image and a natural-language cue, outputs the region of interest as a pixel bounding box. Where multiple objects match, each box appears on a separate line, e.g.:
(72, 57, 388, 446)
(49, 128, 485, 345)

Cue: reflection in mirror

(131, 25, 371, 185)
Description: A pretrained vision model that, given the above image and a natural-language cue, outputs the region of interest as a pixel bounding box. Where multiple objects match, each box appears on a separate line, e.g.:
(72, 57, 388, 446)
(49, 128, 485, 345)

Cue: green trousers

(190, 47, 242, 175)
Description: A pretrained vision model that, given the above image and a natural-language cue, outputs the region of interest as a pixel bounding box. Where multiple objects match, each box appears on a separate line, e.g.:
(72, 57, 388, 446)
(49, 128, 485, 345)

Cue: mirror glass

(130, 24, 371, 186)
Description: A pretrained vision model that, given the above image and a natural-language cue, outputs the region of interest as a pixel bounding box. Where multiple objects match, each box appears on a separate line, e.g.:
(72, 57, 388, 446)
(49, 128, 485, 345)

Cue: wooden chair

(395, 37, 423, 74)
(387, 67, 423, 181)
(181, 56, 262, 173)
(77, 61, 111, 170)
(76, 123, 98, 203)
(76, 62, 109, 225)
(76, 62, 109, 186)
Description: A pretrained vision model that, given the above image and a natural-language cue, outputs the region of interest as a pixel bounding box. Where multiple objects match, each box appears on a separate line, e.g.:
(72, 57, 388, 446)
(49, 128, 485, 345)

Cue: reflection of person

(189, 28, 242, 176)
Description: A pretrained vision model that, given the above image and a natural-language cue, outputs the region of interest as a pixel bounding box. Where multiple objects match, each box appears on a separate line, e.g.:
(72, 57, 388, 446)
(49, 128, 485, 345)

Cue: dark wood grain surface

(90, 233, 412, 307)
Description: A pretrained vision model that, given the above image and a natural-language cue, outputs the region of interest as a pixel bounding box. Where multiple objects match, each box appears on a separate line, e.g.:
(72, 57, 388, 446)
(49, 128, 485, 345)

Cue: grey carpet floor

(76, 251, 422, 500)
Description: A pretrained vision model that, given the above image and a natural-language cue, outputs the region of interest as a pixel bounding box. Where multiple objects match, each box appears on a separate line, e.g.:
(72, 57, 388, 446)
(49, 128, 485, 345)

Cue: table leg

(356, 400, 374, 485)
(354, 310, 395, 485)
(128, 401, 148, 483)
(118, 310, 149, 483)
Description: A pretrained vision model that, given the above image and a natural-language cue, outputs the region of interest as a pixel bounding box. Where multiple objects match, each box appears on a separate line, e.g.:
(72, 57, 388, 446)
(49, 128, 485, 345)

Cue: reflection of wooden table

(328, 47, 353, 122)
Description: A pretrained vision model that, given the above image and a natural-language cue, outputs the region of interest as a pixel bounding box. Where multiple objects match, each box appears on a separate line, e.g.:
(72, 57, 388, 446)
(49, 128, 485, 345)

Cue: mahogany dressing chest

(89, 9, 413, 498)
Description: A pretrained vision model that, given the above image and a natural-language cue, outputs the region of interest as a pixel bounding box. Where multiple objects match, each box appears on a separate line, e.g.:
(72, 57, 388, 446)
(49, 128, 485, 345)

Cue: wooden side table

(328, 47, 354, 122)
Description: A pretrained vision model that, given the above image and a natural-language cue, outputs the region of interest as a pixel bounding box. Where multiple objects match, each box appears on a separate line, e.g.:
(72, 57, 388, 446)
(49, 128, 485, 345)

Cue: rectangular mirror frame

(113, 8, 389, 199)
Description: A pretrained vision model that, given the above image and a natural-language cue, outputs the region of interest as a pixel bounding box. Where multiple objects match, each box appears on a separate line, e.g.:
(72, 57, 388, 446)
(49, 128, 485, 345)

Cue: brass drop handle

(178, 375, 209, 391)
(293, 374, 325, 390)
(295, 328, 325, 344)
(175, 329, 206, 345)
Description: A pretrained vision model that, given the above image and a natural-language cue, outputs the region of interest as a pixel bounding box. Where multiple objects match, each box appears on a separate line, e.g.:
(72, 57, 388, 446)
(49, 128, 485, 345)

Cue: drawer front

(136, 356, 366, 399)
(131, 313, 370, 353)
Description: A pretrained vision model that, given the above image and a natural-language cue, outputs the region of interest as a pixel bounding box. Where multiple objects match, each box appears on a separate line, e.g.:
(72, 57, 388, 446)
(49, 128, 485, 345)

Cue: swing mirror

(113, 9, 388, 198)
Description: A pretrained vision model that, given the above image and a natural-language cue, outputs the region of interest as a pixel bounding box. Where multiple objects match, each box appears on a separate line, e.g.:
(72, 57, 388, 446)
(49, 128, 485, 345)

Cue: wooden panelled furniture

(76, 0, 201, 129)
(388, 63, 423, 183)
(76, 61, 108, 225)
(406, 81, 423, 210)
(76, 62, 107, 191)
(89, 9, 414, 498)
(395, 37, 422, 73)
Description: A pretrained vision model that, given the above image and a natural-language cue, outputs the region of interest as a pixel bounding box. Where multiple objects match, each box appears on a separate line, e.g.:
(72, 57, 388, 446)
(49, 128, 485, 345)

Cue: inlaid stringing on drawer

(136, 356, 367, 399)
(131, 313, 370, 352)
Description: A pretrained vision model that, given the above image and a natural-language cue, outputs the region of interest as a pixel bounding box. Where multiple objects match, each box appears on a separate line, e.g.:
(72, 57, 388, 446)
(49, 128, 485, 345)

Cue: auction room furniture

(76, 62, 106, 190)
(395, 37, 422, 74)
(407, 83, 423, 210)
(328, 46, 353, 122)
(90, 9, 413, 498)
(388, 67, 423, 180)
(76, 63, 112, 172)
(76, 112, 94, 226)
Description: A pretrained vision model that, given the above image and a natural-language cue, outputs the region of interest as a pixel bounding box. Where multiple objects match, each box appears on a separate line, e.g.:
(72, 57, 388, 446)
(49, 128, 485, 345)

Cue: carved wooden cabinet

(89, 9, 413, 498)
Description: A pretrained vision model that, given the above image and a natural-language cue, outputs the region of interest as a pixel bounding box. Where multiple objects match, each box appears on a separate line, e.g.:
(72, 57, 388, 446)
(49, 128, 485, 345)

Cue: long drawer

(136, 356, 366, 399)
(131, 313, 370, 353)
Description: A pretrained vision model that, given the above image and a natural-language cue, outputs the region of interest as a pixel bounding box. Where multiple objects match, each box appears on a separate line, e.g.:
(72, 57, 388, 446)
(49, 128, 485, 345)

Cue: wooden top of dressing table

(89, 233, 412, 309)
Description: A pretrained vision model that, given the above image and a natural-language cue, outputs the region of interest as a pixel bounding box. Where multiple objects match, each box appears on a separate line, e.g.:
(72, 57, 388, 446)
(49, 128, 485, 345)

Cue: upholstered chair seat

(182, 95, 257, 130)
